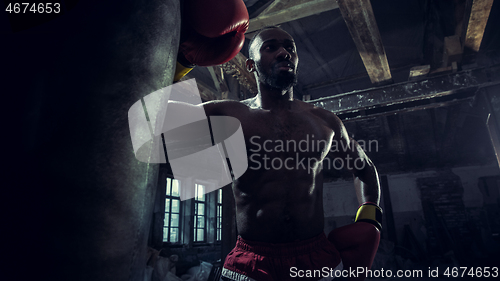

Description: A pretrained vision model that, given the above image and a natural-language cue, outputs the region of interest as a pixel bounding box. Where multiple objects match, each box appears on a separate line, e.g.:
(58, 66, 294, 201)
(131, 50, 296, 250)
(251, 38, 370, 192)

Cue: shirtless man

(199, 26, 382, 281)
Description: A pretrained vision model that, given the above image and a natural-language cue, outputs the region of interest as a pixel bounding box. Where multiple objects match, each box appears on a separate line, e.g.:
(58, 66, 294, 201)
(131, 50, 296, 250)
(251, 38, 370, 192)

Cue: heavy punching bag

(5, 1, 180, 280)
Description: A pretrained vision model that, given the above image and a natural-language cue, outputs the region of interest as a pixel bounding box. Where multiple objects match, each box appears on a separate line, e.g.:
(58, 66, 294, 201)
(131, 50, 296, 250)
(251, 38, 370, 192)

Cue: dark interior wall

(324, 164, 500, 268)
(323, 80, 500, 267)
(323, 86, 500, 180)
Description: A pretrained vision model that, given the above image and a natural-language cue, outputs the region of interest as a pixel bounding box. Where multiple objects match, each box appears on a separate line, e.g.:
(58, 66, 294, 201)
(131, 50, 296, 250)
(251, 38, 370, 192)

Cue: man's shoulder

(240, 96, 262, 109)
(295, 99, 340, 118)
(202, 99, 250, 117)
(294, 99, 343, 130)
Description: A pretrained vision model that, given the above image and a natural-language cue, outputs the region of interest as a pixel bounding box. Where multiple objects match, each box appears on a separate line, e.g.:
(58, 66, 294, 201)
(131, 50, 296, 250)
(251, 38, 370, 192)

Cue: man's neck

(256, 84, 294, 111)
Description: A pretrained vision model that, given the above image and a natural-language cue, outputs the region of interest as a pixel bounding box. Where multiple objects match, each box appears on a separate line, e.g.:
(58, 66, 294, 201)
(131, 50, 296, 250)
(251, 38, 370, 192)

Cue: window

(217, 189, 222, 241)
(164, 178, 181, 243)
(193, 184, 207, 242)
(162, 177, 222, 244)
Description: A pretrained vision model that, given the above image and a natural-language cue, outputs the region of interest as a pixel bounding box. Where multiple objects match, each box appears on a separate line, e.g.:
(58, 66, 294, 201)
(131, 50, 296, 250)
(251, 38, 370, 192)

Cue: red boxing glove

(174, 0, 249, 81)
(328, 222, 380, 281)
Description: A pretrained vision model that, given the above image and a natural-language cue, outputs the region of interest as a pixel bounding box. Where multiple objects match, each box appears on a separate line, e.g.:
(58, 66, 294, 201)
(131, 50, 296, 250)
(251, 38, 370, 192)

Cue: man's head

(246, 26, 298, 91)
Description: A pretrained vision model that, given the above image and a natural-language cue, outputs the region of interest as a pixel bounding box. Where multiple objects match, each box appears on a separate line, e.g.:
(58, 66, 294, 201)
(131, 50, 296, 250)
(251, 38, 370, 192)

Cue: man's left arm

(329, 115, 381, 206)
(327, 114, 382, 280)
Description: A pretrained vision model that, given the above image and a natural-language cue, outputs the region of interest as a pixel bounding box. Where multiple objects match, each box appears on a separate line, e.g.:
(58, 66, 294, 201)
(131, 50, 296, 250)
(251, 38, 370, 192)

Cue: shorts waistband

(235, 233, 330, 257)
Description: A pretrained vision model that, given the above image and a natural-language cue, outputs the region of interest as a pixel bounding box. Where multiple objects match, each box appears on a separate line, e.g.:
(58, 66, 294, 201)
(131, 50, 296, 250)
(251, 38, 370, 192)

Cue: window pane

(166, 178, 171, 196)
(218, 189, 222, 203)
(163, 228, 169, 242)
(197, 216, 205, 228)
(171, 214, 179, 227)
(165, 178, 182, 244)
(172, 200, 180, 213)
(170, 228, 178, 242)
(197, 203, 205, 215)
(196, 184, 205, 201)
(217, 230, 221, 241)
(172, 179, 180, 197)
(197, 229, 204, 241)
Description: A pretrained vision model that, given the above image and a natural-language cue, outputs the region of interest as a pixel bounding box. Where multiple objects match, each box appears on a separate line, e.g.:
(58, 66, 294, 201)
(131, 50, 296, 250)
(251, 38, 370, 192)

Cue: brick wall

(417, 170, 473, 260)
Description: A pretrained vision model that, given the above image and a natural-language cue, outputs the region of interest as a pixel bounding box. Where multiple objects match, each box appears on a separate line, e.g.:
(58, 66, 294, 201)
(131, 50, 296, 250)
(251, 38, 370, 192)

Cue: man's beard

(258, 62, 298, 91)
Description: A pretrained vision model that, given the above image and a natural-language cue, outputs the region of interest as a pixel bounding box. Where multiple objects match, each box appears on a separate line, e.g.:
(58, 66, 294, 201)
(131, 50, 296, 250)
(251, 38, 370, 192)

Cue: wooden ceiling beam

(337, 0, 392, 85)
(310, 64, 500, 119)
(246, 0, 339, 34)
(464, 0, 494, 52)
(259, 0, 307, 15)
(179, 74, 219, 101)
(208, 66, 231, 99)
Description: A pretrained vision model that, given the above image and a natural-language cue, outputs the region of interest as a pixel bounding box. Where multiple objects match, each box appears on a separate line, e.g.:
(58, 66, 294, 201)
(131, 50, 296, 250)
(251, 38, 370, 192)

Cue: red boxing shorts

(221, 233, 343, 281)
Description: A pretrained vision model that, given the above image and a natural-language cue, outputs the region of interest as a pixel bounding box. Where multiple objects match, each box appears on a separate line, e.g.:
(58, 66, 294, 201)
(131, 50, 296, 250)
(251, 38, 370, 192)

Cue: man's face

(248, 28, 299, 91)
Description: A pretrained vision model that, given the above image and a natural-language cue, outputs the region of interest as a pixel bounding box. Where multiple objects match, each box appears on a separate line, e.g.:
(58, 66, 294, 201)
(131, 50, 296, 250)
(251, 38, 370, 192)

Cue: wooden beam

(304, 62, 419, 91)
(179, 74, 219, 101)
(208, 66, 230, 99)
(260, 0, 307, 15)
(246, 0, 339, 33)
(464, 0, 494, 52)
(310, 64, 500, 120)
(443, 35, 463, 66)
(409, 65, 431, 81)
(247, 0, 274, 18)
(337, 0, 392, 85)
(338, 94, 474, 123)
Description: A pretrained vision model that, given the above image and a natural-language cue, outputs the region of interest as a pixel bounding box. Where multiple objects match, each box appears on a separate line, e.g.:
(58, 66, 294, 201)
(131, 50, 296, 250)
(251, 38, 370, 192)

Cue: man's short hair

(248, 25, 283, 60)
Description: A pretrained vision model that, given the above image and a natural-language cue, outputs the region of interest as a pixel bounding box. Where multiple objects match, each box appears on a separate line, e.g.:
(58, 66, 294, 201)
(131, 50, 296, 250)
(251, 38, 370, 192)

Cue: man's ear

(246, 59, 255, 73)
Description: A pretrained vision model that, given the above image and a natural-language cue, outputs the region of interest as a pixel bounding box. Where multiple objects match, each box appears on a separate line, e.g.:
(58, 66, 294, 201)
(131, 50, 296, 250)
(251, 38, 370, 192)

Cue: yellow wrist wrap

(174, 61, 194, 82)
(355, 203, 383, 231)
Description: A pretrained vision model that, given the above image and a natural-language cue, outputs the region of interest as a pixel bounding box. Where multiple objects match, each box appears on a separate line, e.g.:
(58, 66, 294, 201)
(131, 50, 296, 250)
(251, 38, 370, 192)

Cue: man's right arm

(201, 100, 227, 116)
(202, 100, 247, 117)
(161, 99, 245, 145)
(164, 99, 236, 120)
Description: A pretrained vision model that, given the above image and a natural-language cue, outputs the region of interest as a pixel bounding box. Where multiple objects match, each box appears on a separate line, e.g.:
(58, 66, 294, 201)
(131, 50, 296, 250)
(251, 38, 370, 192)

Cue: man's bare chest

(238, 110, 334, 160)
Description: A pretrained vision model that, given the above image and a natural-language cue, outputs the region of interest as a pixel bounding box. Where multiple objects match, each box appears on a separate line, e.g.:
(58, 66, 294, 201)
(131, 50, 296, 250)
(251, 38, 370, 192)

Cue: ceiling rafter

(179, 74, 219, 101)
(246, 0, 339, 34)
(259, 0, 307, 15)
(336, 0, 392, 85)
(310, 64, 500, 120)
(208, 66, 231, 100)
(464, 0, 494, 52)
